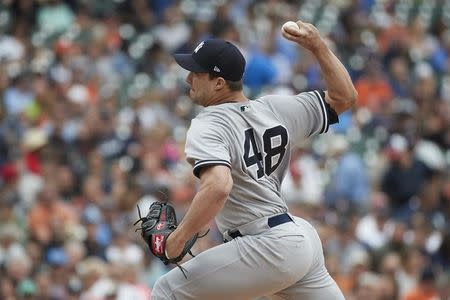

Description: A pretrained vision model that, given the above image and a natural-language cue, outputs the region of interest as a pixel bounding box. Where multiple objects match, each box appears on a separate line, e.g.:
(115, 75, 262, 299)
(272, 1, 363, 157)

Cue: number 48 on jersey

(243, 125, 288, 179)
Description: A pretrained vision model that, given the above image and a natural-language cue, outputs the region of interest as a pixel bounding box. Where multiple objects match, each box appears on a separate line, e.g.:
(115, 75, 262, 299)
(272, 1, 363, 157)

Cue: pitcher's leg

(152, 230, 314, 300)
(152, 275, 176, 300)
(271, 217, 345, 300)
(152, 240, 249, 300)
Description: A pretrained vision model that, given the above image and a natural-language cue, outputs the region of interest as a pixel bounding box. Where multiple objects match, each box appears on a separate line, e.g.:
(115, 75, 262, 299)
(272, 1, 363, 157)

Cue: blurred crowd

(0, 0, 450, 299)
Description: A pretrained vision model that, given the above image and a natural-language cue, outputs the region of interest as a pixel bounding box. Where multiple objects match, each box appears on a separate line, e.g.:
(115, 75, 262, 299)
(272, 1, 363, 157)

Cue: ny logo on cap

(194, 41, 205, 53)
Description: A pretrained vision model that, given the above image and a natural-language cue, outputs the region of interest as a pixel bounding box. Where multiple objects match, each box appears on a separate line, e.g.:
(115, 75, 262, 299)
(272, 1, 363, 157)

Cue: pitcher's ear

(214, 77, 227, 90)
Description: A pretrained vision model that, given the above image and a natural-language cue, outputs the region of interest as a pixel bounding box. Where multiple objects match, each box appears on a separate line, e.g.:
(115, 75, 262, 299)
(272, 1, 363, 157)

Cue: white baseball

(281, 21, 299, 34)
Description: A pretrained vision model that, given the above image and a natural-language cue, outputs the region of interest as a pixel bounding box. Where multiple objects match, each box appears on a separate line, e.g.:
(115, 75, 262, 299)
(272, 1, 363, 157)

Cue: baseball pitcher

(138, 19, 356, 299)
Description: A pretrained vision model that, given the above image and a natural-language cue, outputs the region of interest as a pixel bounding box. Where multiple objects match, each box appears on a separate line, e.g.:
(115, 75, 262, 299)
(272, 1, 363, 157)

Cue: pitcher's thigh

(152, 235, 311, 300)
(152, 239, 266, 300)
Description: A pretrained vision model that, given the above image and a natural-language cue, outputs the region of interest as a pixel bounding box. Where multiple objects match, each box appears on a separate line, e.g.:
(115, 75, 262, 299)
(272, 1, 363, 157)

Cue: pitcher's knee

(152, 276, 173, 300)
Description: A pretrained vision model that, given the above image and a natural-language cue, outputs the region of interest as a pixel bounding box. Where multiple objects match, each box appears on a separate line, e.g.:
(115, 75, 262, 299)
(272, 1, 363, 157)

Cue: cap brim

(173, 54, 208, 73)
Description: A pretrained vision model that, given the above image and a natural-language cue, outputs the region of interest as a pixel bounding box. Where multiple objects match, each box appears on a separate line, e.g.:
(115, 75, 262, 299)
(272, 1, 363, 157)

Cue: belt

(225, 213, 293, 242)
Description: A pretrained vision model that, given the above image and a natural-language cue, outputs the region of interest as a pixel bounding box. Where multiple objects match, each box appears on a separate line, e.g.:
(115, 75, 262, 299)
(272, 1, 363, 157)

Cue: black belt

(227, 213, 293, 240)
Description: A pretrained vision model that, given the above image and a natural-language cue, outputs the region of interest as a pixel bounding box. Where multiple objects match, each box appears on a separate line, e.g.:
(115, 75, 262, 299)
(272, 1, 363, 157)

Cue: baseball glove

(134, 201, 199, 269)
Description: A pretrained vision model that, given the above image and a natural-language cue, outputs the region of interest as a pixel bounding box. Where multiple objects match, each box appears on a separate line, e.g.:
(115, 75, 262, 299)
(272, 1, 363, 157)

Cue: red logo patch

(156, 222, 165, 230)
(152, 234, 165, 255)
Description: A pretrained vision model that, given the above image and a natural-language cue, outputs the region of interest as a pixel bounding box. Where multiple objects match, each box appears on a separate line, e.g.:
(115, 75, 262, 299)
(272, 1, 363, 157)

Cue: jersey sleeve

(185, 118, 231, 178)
(264, 90, 338, 145)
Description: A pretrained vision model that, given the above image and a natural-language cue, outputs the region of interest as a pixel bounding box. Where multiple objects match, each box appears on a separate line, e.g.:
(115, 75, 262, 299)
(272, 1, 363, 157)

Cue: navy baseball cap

(173, 39, 246, 81)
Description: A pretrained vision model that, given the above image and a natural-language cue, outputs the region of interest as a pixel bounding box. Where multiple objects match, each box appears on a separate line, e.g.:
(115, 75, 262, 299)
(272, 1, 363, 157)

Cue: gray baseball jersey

(151, 90, 344, 299)
(185, 90, 336, 234)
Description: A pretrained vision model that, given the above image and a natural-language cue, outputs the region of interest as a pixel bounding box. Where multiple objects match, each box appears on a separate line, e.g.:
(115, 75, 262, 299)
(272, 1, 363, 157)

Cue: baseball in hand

(281, 21, 300, 34)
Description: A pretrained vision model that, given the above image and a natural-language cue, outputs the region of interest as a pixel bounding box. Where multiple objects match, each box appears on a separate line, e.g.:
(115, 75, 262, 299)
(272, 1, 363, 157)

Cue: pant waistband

(223, 213, 293, 243)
